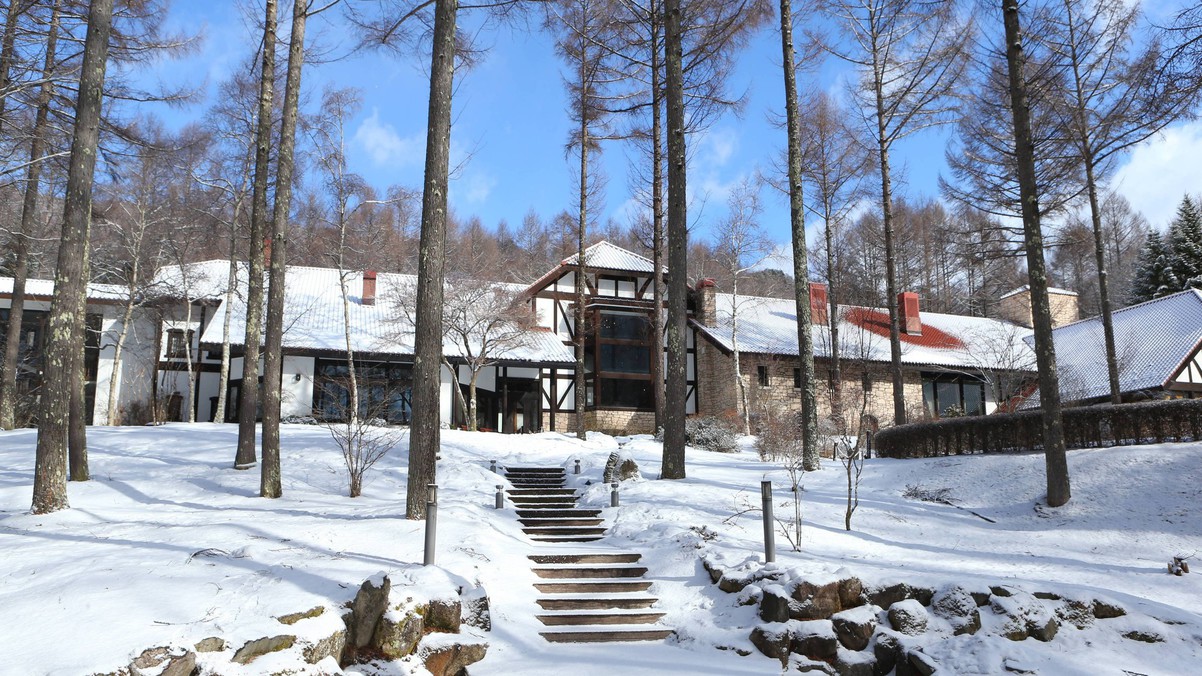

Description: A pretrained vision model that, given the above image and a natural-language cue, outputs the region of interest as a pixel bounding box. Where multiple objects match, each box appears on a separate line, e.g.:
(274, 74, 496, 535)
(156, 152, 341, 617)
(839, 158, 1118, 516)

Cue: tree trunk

(660, 0, 686, 480)
(235, 0, 278, 470)
(407, 0, 458, 519)
(260, 0, 309, 499)
(107, 272, 137, 426)
(182, 290, 196, 424)
(649, 0, 666, 433)
(1083, 157, 1121, 404)
(1, 0, 60, 431)
(0, 0, 25, 134)
(731, 279, 750, 435)
(215, 230, 237, 423)
(824, 207, 842, 422)
(469, 373, 478, 431)
(1002, 0, 1070, 507)
(780, 0, 819, 471)
(871, 46, 906, 426)
(574, 67, 589, 441)
(32, 0, 114, 514)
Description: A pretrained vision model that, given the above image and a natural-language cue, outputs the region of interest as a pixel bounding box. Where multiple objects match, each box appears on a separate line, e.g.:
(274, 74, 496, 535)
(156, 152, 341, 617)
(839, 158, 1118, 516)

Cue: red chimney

(898, 292, 921, 335)
(809, 282, 828, 326)
(363, 270, 377, 306)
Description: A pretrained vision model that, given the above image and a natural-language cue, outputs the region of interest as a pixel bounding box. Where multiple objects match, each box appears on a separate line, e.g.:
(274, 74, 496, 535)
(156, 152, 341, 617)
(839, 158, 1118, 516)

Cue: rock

(719, 574, 751, 594)
(351, 574, 391, 648)
(887, 600, 928, 636)
(990, 585, 1013, 598)
(1122, 630, 1165, 644)
(425, 598, 463, 633)
(193, 637, 225, 653)
(302, 628, 346, 665)
(991, 592, 1056, 642)
(374, 610, 424, 659)
(871, 631, 903, 676)
(834, 649, 876, 676)
(1092, 599, 1127, 619)
(420, 637, 488, 676)
(1003, 657, 1038, 674)
(1028, 615, 1059, 642)
(867, 583, 909, 609)
(750, 624, 793, 664)
(702, 557, 725, 584)
(129, 647, 196, 676)
(908, 586, 934, 607)
(1033, 591, 1062, 601)
(908, 649, 939, 676)
(792, 657, 837, 674)
(791, 620, 839, 662)
(969, 590, 992, 607)
(838, 577, 865, 609)
(760, 586, 792, 623)
(1055, 599, 1094, 630)
(278, 606, 325, 625)
(462, 586, 491, 631)
(231, 635, 296, 665)
(931, 586, 980, 636)
(792, 580, 843, 620)
(831, 607, 877, 651)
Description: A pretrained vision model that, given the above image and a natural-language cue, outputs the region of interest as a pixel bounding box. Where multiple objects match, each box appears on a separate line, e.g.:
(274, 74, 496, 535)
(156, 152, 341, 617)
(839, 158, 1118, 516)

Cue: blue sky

(152, 1, 1202, 258)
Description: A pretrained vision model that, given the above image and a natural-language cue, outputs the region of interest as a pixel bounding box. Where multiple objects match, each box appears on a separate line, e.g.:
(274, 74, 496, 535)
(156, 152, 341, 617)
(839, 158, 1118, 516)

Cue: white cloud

(353, 109, 423, 167)
(696, 127, 739, 168)
(461, 172, 498, 205)
(1112, 121, 1202, 230)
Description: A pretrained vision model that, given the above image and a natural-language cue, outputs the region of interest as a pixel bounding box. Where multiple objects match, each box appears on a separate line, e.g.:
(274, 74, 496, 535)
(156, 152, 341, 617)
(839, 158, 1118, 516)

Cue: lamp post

(761, 480, 775, 563)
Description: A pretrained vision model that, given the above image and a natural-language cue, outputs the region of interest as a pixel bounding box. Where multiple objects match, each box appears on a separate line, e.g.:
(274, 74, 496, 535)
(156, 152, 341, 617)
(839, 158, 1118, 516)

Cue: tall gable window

(588, 311, 653, 410)
(165, 329, 194, 359)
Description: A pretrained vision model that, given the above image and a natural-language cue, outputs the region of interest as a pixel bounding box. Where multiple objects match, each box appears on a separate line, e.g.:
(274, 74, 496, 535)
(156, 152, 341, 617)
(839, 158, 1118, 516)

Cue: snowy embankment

(0, 424, 1198, 674)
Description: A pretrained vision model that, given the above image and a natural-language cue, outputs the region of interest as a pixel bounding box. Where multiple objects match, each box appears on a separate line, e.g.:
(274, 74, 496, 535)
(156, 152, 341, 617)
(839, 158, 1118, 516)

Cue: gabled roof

(999, 285, 1078, 300)
(150, 260, 243, 301)
(1033, 289, 1202, 403)
(195, 265, 574, 365)
(0, 277, 128, 303)
(693, 293, 1035, 371)
(563, 241, 658, 274)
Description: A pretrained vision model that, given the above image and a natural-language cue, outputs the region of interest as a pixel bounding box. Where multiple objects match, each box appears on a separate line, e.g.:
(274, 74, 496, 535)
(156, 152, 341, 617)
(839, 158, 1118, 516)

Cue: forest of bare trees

(3, 0, 1201, 513)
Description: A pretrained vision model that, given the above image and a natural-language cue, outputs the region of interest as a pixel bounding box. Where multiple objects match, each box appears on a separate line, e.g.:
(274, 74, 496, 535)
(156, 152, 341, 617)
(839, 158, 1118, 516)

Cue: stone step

(537, 611, 666, 626)
(539, 627, 673, 643)
(522, 526, 607, 537)
(505, 467, 566, 474)
(509, 496, 577, 504)
(529, 553, 640, 565)
(519, 518, 605, 528)
(532, 565, 648, 579)
(507, 488, 577, 496)
(517, 509, 601, 519)
(534, 580, 652, 593)
(536, 596, 658, 611)
(508, 481, 567, 488)
(530, 536, 604, 543)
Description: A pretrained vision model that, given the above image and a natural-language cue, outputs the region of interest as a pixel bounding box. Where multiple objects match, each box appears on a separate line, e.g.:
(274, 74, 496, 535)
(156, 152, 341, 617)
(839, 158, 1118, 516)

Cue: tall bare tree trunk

(260, 0, 309, 499)
(873, 79, 905, 426)
(0, 0, 24, 134)
(235, 0, 278, 470)
(69, 246, 90, 481)
(107, 264, 139, 426)
(780, 0, 819, 471)
(660, 0, 686, 480)
(0, 0, 60, 431)
(407, 0, 458, 519)
(32, 0, 114, 514)
(1002, 0, 1070, 507)
(574, 59, 589, 441)
(824, 216, 842, 421)
(649, 0, 665, 432)
(215, 232, 237, 423)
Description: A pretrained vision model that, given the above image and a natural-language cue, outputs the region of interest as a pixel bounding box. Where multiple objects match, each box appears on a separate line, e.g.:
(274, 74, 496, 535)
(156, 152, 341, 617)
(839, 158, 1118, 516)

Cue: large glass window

(598, 379, 652, 409)
(314, 359, 412, 423)
(600, 313, 649, 341)
(589, 311, 655, 410)
(922, 374, 987, 417)
(600, 344, 649, 373)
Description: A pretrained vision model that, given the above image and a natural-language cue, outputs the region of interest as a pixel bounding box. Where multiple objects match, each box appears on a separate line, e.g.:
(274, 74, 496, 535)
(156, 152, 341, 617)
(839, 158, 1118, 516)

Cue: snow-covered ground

(0, 423, 1199, 674)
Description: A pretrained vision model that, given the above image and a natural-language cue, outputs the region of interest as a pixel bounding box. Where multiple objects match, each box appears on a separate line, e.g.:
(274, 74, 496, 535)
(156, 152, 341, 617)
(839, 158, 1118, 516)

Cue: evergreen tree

(1128, 230, 1179, 303)
(1167, 196, 1202, 289)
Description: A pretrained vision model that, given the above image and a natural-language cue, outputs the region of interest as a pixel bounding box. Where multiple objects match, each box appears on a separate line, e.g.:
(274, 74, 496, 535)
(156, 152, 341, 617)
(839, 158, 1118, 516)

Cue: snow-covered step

(519, 517, 605, 528)
(536, 611, 666, 626)
(509, 495, 576, 504)
(529, 535, 604, 543)
(522, 526, 607, 537)
(536, 595, 659, 611)
(529, 552, 638, 565)
(534, 580, 653, 594)
(507, 487, 577, 496)
(531, 564, 649, 579)
(538, 626, 674, 643)
(516, 508, 601, 519)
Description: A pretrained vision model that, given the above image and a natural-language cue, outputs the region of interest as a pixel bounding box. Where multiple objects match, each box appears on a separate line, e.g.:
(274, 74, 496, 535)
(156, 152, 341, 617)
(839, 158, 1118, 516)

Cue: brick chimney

(898, 291, 922, 335)
(696, 278, 717, 327)
(363, 270, 377, 306)
(809, 282, 829, 326)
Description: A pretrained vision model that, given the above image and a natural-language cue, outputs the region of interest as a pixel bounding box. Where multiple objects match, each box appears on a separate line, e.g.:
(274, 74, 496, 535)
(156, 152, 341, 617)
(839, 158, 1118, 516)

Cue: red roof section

(845, 307, 965, 350)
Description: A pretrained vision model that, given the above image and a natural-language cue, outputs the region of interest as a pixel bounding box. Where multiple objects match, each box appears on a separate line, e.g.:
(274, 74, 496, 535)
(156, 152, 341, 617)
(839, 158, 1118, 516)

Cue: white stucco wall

(280, 355, 315, 418)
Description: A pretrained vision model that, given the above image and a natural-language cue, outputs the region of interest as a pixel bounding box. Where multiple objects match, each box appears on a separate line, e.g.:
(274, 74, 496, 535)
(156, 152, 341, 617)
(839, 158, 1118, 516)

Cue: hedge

(874, 397, 1202, 458)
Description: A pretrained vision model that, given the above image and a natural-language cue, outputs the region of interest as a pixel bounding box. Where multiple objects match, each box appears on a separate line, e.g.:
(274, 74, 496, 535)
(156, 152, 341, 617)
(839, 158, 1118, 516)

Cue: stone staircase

(503, 466, 672, 643)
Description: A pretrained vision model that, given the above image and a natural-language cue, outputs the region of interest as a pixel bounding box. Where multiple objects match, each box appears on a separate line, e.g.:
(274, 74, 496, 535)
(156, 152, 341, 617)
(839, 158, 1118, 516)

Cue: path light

(495, 484, 504, 510)
(490, 459, 497, 473)
(424, 484, 438, 566)
(761, 480, 775, 564)
(611, 482, 620, 508)
(574, 459, 581, 475)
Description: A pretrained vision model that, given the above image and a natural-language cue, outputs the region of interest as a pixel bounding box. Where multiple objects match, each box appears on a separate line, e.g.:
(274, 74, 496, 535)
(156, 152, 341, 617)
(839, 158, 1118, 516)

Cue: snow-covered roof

(150, 260, 243, 301)
(694, 293, 1036, 371)
(0, 277, 128, 302)
(562, 241, 658, 274)
(999, 285, 1078, 300)
(1032, 289, 1202, 403)
(198, 265, 574, 365)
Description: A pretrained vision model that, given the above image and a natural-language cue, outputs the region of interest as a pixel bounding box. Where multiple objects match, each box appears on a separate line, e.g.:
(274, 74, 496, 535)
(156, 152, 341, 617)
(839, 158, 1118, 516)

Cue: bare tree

(1001, 0, 1070, 507)
(32, 0, 115, 514)
(815, 0, 971, 425)
(660, 0, 686, 480)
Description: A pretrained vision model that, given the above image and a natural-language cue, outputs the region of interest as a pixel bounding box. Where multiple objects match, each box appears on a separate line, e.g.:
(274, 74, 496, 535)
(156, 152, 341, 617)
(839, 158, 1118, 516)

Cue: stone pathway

(503, 466, 672, 643)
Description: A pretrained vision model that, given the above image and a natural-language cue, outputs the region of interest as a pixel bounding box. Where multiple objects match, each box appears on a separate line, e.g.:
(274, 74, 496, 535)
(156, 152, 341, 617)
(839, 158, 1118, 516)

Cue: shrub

(685, 416, 739, 453)
(754, 407, 801, 462)
(874, 398, 1202, 458)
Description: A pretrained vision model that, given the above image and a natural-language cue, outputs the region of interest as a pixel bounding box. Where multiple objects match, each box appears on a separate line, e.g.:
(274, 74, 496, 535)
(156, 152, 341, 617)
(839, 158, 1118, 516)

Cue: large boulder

(990, 591, 1058, 642)
(760, 585, 792, 623)
(419, 635, 489, 676)
(791, 620, 839, 662)
(350, 573, 392, 648)
(425, 598, 463, 633)
(462, 585, 492, 631)
(792, 579, 844, 620)
(231, 635, 296, 665)
(129, 646, 196, 676)
(750, 623, 794, 664)
(831, 605, 878, 651)
(931, 585, 981, 636)
(867, 583, 931, 609)
(887, 600, 928, 636)
(373, 608, 424, 660)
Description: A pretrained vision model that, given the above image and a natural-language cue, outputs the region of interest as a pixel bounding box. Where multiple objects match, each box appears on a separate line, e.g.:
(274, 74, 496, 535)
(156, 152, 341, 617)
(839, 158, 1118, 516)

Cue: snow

(1, 424, 1200, 674)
